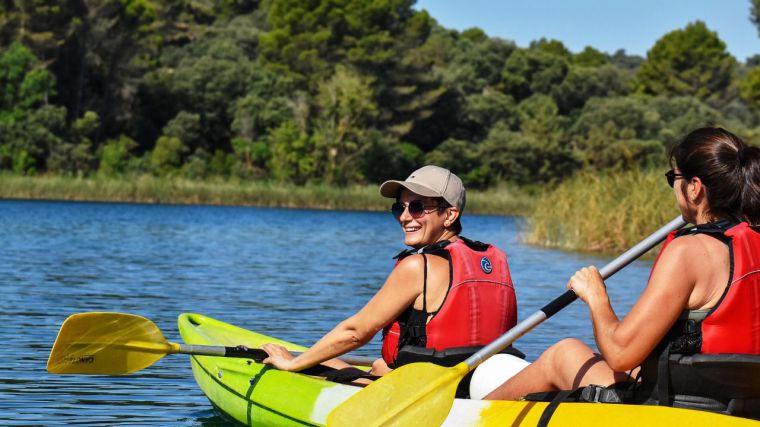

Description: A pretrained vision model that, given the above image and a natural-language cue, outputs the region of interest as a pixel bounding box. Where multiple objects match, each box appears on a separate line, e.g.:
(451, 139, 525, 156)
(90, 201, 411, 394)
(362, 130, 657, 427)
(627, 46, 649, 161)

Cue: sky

(415, 0, 759, 62)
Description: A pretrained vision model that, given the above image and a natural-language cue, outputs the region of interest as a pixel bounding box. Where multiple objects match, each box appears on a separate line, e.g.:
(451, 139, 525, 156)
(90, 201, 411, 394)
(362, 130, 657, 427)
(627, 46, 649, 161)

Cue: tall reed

(0, 174, 533, 215)
(526, 170, 680, 255)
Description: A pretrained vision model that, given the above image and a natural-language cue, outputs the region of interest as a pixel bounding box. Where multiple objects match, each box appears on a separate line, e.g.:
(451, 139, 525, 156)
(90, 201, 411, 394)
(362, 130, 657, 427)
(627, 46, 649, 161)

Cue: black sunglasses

(665, 169, 687, 188)
(391, 200, 440, 219)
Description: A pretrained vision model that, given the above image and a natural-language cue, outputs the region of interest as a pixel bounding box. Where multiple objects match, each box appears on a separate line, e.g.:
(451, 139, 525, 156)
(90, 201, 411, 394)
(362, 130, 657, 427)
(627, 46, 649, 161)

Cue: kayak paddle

(327, 215, 688, 427)
(47, 312, 374, 375)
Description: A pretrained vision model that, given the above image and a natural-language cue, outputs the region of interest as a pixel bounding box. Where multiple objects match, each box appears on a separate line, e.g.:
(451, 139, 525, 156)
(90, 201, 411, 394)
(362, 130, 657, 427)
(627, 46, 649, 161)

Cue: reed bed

(0, 174, 533, 215)
(526, 170, 680, 255)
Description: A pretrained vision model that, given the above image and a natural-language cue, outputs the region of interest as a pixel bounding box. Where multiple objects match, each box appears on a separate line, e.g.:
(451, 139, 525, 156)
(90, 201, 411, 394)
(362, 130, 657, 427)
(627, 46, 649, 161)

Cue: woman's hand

(261, 343, 298, 371)
(567, 266, 608, 305)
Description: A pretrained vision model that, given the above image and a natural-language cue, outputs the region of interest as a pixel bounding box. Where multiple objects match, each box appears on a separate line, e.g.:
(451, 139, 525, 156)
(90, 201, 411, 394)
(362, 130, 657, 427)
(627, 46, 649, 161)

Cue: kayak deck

(178, 313, 759, 427)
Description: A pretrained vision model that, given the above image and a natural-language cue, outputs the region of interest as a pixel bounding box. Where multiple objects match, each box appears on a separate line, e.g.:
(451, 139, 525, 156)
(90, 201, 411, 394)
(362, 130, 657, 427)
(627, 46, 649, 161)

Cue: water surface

(0, 200, 654, 425)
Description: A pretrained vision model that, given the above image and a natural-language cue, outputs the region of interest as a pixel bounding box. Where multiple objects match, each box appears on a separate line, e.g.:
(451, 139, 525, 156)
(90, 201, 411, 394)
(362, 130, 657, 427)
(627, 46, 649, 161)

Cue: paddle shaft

(463, 215, 688, 370)
(176, 344, 375, 367)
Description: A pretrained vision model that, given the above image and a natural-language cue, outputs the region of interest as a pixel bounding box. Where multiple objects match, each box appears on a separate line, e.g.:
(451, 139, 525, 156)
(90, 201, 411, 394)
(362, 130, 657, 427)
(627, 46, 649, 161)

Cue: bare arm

(262, 255, 426, 371)
(569, 238, 698, 371)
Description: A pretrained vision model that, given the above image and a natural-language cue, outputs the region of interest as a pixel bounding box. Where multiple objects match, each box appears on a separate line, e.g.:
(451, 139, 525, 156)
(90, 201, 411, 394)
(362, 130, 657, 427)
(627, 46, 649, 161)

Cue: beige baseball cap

(379, 165, 466, 212)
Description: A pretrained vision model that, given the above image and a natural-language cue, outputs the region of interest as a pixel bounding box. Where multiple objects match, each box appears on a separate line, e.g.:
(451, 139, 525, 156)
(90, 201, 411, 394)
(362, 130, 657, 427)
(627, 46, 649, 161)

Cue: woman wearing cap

(261, 165, 518, 382)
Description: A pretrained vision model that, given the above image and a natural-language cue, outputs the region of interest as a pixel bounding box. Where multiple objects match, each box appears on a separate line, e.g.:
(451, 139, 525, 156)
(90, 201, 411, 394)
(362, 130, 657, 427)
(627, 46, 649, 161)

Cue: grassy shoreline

(0, 174, 535, 216)
(525, 169, 681, 256)
(2, 171, 681, 255)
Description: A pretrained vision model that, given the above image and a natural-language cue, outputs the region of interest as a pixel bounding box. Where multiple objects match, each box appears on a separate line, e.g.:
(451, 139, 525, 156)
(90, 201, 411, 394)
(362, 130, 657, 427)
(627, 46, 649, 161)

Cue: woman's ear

(689, 176, 705, 203)
(444, 207, 460, 227)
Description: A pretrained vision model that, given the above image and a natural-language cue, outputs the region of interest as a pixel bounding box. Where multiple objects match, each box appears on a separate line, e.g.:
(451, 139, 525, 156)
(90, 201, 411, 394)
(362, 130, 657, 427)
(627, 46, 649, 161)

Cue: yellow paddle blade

(327, 362, 469, 427)
(47, 312, 177, 375)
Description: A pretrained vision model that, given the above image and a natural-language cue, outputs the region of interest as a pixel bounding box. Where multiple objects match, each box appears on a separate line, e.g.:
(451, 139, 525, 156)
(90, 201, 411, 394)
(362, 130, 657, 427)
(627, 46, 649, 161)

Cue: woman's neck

(438, 230, 458, 244)
(693, 208, 719, 225)
(412, 231, 458, 250)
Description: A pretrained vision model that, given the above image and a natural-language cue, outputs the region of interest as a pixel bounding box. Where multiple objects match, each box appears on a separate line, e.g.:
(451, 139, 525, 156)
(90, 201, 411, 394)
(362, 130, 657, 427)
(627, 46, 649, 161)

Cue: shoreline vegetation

(0, 174, 534, 216)
(526, 169, 679, 256)
(1, 170, 680, 257)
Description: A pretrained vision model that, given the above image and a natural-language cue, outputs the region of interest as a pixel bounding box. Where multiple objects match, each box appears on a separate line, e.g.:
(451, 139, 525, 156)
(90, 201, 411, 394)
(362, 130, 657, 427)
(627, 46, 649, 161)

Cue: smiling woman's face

(396, 189, 449, 248)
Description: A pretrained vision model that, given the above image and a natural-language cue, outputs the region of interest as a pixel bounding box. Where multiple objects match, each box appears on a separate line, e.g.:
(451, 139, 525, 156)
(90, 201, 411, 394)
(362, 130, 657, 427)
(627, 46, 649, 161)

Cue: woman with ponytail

(484, 128, 760, 417)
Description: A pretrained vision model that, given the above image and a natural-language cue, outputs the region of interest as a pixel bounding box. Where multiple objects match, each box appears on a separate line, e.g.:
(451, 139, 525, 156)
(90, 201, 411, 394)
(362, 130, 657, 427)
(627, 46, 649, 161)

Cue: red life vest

(701, 222, 760, 354)
(381, 238, 517, 366)
(654, 221, 760, 355)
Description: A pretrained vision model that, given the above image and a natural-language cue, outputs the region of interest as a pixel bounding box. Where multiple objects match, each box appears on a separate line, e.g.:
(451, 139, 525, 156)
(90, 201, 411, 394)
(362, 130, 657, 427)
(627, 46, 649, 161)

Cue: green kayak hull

(178, 313, 759, 427)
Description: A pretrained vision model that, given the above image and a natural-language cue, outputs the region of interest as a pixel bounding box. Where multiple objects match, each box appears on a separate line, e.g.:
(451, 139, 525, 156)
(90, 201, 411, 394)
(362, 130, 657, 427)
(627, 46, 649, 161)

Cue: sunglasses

(665, 169, 687, 188)
(391, 200, 440, 219)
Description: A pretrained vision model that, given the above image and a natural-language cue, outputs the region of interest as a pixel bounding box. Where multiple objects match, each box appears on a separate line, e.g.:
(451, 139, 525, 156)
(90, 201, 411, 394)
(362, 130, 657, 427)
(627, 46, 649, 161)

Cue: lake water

(0, 199, 656, 425)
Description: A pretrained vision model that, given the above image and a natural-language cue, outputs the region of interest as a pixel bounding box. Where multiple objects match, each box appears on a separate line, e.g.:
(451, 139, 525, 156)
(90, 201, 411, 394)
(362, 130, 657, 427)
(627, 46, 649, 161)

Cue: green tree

(150, 135, 185, 175)
(502, 47, 570, 101)
(162, 111, 202, 148)
(268, 121, 315, 184)
(478, 121, 580, 186)
(260, 0, 417, 87)
(517, 94, 565, 144)
(231, 94, 291, 174)
(424, 138, 488, 187)
(0, 42, 62, 173)
(47, 110, 99, 174)
(474, 95, 580, 185)
(551, 64, 632, 113)
(361, 132, 422, 183)
(752, 0, 760, 37)
(530, 38, 572, 58)
(570, 97, 664, 169)
(652, 96, 726, 145)
(0, 42, 55, 110)
(574, 46, 609, 67)
(261, 0, 446, 148)
(459, 88, 517, 139)
(636, 21, 737, 106)
(0, 104, 66, 174)
(147, 36, 294, 157)
(442, 28, 516, 94)
(98, 134, 138, 176)
(608, 49, 644, 71)
(312, 65, 377, 184)
(741, 67, 760, 113)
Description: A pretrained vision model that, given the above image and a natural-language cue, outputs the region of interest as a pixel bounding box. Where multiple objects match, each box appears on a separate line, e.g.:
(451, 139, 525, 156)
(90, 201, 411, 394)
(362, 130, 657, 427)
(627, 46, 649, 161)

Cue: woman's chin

(404, 235, 422, 248)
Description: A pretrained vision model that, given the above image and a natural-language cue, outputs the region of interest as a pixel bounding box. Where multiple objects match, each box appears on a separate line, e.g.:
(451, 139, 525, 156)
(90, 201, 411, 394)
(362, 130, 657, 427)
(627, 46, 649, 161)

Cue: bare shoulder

(395, 252, 449, 273)
(393, 254, 425, 275)
(382, 254, 426, 297)
(666, 233, 725, 260)
(653, 233, 725, 284)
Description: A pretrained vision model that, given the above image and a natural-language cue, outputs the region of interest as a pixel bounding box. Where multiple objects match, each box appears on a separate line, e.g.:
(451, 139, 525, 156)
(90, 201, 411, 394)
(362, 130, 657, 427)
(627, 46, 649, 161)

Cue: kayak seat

(663, 353, 760, 399)
(526, 353, 760, 423)
(643, 353, 760, 420)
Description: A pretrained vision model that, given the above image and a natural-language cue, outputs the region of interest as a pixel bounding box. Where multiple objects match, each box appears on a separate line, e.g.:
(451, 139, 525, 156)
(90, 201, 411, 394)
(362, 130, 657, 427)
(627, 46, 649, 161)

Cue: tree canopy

(636, 21, 737, 107)
(0, 1, 757, 187)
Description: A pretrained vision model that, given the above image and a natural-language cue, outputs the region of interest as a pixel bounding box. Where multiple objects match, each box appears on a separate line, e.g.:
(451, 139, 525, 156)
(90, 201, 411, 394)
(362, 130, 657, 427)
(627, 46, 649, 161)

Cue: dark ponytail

(740, 145, 760, 224)
(669, 127, 760, 224)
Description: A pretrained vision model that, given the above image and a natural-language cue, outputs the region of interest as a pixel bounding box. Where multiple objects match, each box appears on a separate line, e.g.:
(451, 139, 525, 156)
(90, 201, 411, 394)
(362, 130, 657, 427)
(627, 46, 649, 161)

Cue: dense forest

(1, 0, 760, 189)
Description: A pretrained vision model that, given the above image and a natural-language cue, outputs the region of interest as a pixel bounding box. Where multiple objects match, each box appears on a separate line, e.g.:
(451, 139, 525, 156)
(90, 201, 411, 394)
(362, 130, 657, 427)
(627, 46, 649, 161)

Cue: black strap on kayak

(321, 367, 381, 384)
(657, 343, 672, 407)
(536, 388, 583, 427)
(235, 346, 379, 383)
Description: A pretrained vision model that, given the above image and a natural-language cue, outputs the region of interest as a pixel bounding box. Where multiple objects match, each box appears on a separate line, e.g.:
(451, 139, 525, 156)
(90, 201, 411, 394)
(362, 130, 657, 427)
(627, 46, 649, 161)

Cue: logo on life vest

(480, 257, 492, 274)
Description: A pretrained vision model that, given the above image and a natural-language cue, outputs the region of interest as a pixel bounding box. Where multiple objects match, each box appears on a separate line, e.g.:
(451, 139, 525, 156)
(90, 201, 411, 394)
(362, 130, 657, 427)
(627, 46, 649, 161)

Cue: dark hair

(669, 127, 760, 224)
